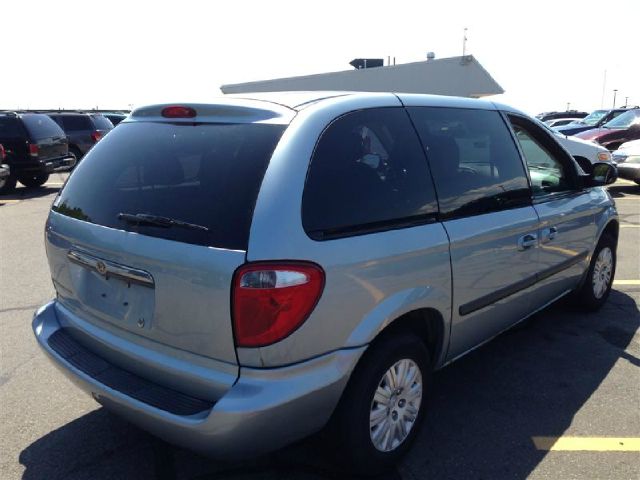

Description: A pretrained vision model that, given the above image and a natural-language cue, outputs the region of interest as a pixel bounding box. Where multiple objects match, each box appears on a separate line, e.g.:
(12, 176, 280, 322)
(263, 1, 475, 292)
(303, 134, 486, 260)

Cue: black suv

(0, 112, 75, 194)
(47, 112, 113, 161)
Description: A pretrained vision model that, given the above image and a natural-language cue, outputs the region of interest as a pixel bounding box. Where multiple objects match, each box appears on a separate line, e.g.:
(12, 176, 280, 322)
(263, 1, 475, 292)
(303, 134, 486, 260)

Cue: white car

(612, 139, 640, 185)
(538, 120, 612, 168)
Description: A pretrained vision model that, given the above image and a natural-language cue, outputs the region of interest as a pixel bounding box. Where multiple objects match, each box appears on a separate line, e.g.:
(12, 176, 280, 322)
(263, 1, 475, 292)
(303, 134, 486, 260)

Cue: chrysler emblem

(96, 261, 107, 276)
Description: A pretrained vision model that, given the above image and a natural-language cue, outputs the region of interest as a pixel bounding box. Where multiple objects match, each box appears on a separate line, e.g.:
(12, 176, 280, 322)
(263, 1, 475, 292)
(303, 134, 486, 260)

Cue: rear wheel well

(373, 309, 445, 365)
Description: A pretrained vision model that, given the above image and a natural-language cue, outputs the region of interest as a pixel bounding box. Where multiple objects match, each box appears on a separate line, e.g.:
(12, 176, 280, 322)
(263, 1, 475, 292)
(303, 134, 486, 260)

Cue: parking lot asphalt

(1, 174, 638, 480)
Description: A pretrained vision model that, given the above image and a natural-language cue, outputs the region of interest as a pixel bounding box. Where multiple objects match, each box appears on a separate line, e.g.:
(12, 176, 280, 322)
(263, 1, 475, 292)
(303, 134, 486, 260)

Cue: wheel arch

(370, 308, 447, 368)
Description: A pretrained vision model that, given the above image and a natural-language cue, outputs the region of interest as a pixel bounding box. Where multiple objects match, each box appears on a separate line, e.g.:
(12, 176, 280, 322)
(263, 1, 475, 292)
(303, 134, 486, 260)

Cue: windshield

(579, 110, 608, 126)
(52, 121, 286, 250)
(604, 110, 640, 129)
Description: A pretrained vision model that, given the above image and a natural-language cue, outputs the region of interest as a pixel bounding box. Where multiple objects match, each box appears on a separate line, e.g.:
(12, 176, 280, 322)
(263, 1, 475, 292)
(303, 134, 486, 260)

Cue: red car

(575, 108, 640, 150)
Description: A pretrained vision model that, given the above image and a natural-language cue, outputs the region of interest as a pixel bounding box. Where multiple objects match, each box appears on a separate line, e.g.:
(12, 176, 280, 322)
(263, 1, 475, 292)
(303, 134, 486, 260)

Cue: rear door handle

(518, 233, 538, 250)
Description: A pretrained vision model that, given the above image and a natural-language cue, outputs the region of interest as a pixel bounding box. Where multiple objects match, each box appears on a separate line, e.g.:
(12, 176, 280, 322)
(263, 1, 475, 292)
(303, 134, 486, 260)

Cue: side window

(302, 108, 437, 239)
(408, 107, 531, 218)
(508, 116, 573, 197)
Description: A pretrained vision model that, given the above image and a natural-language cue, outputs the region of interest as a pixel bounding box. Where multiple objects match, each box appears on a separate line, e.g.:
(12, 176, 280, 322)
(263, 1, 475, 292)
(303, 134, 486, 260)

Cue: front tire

(573, 234, 616, 311)
(18, 173, 49, 188)
(328, 333, 431, 476)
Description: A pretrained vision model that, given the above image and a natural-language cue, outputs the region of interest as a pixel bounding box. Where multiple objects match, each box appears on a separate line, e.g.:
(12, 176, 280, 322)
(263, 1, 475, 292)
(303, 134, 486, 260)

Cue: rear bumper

(11, 156, 76, 174)
(32, 300, 364, 458)
(617, 163, 640, 182)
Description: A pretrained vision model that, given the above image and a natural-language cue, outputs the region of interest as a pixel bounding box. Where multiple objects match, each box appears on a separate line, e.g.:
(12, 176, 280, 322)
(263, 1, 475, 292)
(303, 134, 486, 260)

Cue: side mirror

(589, 162, 617, 186)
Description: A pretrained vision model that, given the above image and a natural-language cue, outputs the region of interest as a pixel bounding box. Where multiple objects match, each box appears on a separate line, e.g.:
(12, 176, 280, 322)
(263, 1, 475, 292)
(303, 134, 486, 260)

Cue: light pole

(624, 97, 629, 108)
(613, 89, 618, 108)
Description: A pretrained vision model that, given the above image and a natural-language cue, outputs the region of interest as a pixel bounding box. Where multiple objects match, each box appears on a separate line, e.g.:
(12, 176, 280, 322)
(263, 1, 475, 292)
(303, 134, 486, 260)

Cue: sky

(2, 0, 638, 116)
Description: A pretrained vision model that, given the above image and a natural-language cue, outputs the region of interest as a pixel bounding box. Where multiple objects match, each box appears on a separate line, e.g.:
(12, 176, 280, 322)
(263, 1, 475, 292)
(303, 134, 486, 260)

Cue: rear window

(21, 114, 64, 140)
(0, 116, 24, 138)
(61, 115, 93, 131)
(91, 115, 114, 130)
(52, 121, 285, 250)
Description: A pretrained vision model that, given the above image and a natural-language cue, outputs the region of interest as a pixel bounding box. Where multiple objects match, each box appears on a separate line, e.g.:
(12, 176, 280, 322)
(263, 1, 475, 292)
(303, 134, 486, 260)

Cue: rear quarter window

(52, 121, 285, 250)
(302, 108, 438, 239)
(21, 114, 64, 140)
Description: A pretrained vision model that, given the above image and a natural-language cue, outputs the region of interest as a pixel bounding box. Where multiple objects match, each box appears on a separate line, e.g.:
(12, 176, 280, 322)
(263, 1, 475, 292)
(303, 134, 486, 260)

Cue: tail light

(232, 262, 325, 347)
(161, 106, 197, 118)
(91, 131, 103, 142)
(0, 144, 5, 160)
(28, 143, 38, 157)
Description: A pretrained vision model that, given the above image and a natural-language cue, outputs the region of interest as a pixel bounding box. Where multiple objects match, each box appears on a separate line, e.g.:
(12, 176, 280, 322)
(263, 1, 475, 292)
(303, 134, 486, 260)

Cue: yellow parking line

(0, 199, 21, 204)
(620, 225, 640, 228)
(532, 436, 640, 451)
(614, 197, 639, 200)
(45, 183, 64, 186)
(613, 280, 640, 285)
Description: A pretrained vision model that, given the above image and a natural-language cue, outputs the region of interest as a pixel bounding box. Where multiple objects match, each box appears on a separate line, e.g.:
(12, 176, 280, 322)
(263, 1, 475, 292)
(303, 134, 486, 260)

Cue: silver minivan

(33, 92, 618, 475)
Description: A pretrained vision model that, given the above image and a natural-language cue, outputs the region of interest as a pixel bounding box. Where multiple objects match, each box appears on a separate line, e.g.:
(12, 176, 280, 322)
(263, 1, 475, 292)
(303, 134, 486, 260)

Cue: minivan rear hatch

(46, 102, 292, 367)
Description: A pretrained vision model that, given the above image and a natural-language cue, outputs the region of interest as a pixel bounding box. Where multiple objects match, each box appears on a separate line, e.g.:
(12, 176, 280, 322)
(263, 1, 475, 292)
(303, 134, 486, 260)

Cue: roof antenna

(462, 27, 468, 56)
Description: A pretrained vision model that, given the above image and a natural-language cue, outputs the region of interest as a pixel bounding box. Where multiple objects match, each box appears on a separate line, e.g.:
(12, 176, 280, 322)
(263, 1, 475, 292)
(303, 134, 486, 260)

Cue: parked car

(536, 110, 588, 122)
(102, 112, 127, 126)
(554, 108, 633, 136)
(612, 139, 640, 184)
(33, 93, 618, 475)
(537, 120, 612, 172)
(574, 109, 640, 150)
(544, 117, 582, 128)
(0, 112, 75, 194)
(0, 144, 10, 190)
(47, 112, 114, 161)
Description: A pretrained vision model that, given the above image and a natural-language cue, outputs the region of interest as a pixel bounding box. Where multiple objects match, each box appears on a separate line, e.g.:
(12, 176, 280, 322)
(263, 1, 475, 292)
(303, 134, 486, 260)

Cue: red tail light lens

(161, 106, 197, 118)
(91, 131, 103, 142)
(28, 143, 38, 157)
(0, 144, 5, 160)
(232, 262, 325, 347)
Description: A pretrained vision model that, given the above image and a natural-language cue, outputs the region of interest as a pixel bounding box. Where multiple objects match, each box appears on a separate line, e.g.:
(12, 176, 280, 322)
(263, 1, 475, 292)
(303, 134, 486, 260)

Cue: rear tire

(573, 234, 616, 311)
(18, 173, 49, 188)
(69, 146, 83, 163)
(327, 332, 431, 476)
(0, 174, 17, 194)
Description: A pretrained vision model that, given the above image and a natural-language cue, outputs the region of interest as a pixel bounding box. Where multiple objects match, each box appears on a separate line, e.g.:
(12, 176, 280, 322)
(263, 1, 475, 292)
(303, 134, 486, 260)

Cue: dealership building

(221, 55, 504, 98)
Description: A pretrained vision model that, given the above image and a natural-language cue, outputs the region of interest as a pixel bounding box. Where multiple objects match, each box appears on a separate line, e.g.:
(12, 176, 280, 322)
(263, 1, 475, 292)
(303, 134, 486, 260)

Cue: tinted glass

(512, 125, 570, 196)
(0, 116, 23, 138)
(53, 121, 285, 250)
(409, 107, 530, 218)
(105, 114, 125, 125)
(21, 114, 64, 139)
(61, 115, 93, 131)
(91, 115, 114, 130)
(302, 108, 437, 239)
(604, 109, 640, 128)
(581, 110, 607, 126)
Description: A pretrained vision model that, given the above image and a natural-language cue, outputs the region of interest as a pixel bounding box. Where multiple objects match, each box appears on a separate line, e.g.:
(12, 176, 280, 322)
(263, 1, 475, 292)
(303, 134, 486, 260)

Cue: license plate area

(67, 250, 155, 330)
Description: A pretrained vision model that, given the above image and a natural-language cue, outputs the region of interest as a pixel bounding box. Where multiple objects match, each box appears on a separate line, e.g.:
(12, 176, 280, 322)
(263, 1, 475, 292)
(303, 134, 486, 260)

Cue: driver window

(511, 125, 570, 196)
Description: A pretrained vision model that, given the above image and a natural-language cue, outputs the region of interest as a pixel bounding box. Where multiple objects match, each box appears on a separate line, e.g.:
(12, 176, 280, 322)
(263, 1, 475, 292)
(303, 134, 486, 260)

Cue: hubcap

(592, 247, 613, 299)
(369, 359, 423, 452)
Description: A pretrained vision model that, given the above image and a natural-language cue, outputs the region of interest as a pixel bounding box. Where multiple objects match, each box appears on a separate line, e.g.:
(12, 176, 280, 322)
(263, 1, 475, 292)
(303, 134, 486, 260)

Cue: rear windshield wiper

(118, 213, 209, 232)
